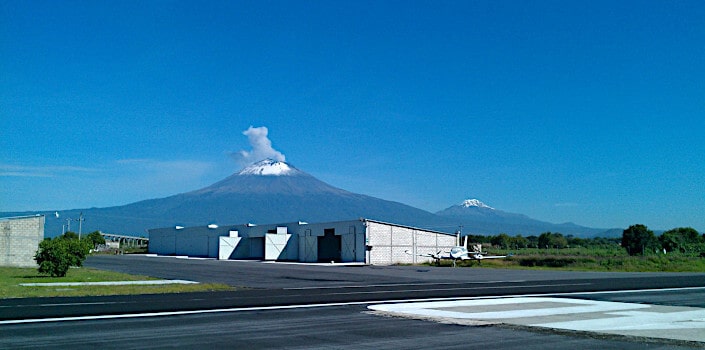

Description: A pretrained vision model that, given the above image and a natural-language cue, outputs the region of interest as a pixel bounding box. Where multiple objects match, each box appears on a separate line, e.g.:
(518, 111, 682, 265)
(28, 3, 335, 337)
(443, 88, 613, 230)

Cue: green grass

(0, 266, 234, 299)
(494, 246, 705, 272)
(426, 250, 705, 272)
(494, 246, 629, 257)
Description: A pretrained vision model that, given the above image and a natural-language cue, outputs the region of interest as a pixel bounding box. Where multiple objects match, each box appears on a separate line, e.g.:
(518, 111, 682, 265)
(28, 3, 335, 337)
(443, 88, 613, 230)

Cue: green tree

(491, 233, 512, 249)
(552, 233, 568, 249)
(526, 235, 539, 248)
(60, 231, 79, 241)
(659, 227, 701, 254)
(567, 235, 586, 248)
(538, 232, 552, 249)
(34, 237, 91, 277)
(83, 231, 106, 248)
(538, 232, 567, 249)
(622, 224, 658, 256)
(466, 234, 491, 244)
(512, 235, 529, 249)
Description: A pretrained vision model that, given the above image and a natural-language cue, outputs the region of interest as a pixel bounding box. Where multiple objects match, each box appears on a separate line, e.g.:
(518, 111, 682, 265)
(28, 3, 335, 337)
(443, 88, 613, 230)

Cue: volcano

(28, 159, 447, 237)
(435, 199, 621, 237)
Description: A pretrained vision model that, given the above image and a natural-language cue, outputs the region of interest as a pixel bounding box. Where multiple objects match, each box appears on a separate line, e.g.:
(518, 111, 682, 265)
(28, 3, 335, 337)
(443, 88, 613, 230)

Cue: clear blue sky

(1, 1, 703, 232)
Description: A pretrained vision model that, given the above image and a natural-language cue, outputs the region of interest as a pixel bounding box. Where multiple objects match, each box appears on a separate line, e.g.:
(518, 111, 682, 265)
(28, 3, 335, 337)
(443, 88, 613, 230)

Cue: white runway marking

(368, 296, 705, 343)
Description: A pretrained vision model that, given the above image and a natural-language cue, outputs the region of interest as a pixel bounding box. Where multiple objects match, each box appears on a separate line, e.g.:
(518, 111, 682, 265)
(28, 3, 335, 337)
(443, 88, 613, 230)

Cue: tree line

(466, 225, 704, 256)
(465, 232, 621, 250)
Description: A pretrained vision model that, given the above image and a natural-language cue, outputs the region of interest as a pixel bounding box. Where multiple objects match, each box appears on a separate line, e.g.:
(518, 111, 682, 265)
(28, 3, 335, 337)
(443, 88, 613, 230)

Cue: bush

(518, 257, 576, 268)
(622, 224, 658, 256)
(34, 238, 91, 277)
(84, 231, 106, 248)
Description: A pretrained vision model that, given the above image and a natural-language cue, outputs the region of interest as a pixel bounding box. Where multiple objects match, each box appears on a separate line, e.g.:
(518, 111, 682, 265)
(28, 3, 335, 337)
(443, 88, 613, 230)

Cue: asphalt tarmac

(85, 254, 705, 290)
(1, 255, 704, 349)
(2, 304, 696, 350)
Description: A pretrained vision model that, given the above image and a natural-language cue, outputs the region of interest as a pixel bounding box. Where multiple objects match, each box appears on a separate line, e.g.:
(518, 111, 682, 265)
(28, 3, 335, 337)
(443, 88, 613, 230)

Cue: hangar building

(148, 219, 456, 265)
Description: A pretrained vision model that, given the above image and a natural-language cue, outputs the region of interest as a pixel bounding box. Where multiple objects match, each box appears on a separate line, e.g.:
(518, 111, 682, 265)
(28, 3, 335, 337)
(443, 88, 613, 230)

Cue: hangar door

(341, 226, 363, 262)
(317, 229, 341, 262)
(250, 237, 265, 259)
(299, 229, 317, 263)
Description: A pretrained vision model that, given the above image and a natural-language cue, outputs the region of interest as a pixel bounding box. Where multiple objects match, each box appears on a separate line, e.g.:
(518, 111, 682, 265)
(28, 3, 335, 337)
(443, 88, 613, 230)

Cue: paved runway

(5, 303, 693, 350)
(1, 254, 704, 348)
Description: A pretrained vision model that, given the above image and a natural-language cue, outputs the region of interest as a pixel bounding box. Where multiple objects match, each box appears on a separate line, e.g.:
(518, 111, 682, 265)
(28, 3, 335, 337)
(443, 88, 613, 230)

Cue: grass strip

(429, 254, 705, 272)
(0, 267, 233, 299)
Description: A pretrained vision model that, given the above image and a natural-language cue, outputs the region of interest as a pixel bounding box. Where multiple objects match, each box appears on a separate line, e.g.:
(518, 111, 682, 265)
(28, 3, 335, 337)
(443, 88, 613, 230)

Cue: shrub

(622, 224, 658, 256)
(83, 231, 106, 248)
(518, 257, 576, 268)
(34, 238, 91, 277)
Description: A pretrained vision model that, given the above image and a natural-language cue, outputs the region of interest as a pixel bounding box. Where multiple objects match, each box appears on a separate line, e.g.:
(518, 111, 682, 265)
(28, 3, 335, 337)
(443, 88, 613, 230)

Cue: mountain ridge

(1, 160, 621, 238)
(436, 199, 620, 237)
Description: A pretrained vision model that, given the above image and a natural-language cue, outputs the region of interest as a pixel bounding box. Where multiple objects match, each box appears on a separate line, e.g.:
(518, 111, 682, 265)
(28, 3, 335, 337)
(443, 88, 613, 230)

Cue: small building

(0, 215, 45, 268)
(148, 219, 456, 265)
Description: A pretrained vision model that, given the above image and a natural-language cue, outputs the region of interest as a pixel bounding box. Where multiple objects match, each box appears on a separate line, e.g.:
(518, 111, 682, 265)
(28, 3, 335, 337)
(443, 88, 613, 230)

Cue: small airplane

(408, 242, 508, 267)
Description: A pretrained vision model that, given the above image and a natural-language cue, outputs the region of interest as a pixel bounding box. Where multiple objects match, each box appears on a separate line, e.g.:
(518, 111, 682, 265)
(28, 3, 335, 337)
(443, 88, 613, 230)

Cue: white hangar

(148, 219, 456, 265)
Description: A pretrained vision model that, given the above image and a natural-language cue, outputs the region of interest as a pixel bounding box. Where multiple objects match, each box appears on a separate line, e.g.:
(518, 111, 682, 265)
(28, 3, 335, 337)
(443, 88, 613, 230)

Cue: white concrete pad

(369, 297, 705, 343)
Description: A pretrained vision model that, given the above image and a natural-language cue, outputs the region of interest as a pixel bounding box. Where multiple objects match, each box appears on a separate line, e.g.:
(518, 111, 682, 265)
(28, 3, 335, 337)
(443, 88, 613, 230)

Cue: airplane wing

(469, 253, 507, 260)
(405, 250, 445, 259)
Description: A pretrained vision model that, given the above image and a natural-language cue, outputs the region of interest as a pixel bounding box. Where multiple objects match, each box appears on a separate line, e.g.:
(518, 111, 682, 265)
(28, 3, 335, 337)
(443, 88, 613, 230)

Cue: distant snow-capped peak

(237, 159, 299, 176)
(461, 199, 494, 209)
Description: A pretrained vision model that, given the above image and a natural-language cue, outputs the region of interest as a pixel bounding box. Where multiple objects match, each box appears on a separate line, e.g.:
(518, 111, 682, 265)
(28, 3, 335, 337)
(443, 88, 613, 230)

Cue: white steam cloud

(230, 126, 286, 166)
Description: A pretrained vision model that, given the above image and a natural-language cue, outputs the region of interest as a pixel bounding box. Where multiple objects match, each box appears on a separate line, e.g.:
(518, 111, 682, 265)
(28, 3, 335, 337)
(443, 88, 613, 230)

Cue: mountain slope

(436, 199, 618, 237)
(13, 160, 446, 237)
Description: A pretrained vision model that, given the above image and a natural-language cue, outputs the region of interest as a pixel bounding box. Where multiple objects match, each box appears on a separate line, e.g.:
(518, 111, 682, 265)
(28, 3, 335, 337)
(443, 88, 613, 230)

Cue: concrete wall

(366, 220, 455, 265)
(0, 215, 45, 268)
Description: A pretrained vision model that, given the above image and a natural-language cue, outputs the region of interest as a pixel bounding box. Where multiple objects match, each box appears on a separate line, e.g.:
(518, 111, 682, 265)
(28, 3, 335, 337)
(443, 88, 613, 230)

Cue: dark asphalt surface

(85, 254, 705, 289)
(1, 304, 695, 350)
(1, 255, 704, 349)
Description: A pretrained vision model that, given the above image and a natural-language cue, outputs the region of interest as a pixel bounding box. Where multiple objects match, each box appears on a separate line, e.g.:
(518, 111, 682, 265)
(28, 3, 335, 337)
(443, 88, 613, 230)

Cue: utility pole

(65, 218, 72, 233)
(77, 212, 85, 240)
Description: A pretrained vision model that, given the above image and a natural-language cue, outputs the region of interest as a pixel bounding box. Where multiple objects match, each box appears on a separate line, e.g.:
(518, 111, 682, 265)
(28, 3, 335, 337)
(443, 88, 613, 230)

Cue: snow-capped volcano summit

(435, 198, 617, 237)
(236, 159, 301, 176)
(461, 199, 494, 209)
(80, 156, 445, 233)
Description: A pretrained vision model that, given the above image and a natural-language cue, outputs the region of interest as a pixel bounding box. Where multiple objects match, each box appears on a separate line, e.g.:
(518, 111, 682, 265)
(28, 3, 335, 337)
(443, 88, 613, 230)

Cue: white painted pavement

(368, 297, 705, 343)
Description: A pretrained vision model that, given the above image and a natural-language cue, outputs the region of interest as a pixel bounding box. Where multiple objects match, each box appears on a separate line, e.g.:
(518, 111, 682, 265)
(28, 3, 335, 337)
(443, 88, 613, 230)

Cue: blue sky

(1, 1, 703, 232)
